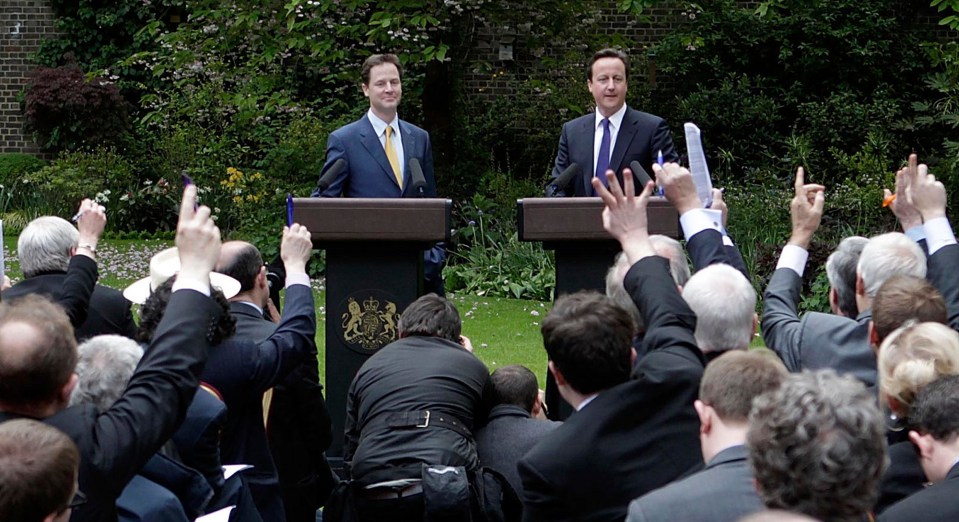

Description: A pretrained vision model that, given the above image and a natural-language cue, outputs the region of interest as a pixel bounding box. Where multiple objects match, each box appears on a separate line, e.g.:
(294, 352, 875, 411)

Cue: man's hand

(280, 223, 313, 275)
(708, 188, 728, 229)
(176, 185, 222, 287)
(592, 168, 657, 265)
(266, 298, 281, 324)
(906, 154, 947, 221)
(654, 162, 702, 215)
(885, 156, 923, 231)
(787, 167, 825, 250)
(75, 199, 106, 259)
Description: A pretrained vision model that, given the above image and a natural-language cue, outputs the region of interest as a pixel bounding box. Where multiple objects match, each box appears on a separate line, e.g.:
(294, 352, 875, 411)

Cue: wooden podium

(517, 196, 679, 420)
(292, 197, 451, 458)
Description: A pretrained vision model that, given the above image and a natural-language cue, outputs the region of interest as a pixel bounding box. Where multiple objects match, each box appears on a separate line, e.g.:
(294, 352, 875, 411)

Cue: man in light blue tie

(550, 48, 678, 197)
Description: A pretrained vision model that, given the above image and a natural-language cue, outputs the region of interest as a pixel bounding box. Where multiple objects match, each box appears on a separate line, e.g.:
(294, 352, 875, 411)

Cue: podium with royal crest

(293, 197, 451, 458)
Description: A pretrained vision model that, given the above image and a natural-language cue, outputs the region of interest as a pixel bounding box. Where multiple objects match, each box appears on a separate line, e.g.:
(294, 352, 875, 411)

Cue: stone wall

(0, 0, 56, 154)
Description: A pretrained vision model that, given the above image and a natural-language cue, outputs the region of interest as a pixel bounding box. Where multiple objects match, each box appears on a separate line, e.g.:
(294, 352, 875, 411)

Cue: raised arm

(58, 199, 106, 327)
(761, 168, 825, 371)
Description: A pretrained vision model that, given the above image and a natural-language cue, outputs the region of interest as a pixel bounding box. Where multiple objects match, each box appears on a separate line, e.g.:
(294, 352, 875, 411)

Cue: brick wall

(0, 0, 56, 154)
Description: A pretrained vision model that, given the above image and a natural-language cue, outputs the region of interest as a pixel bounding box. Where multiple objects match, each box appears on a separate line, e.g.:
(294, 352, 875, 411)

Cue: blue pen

(181, 172, 198, 211)
(286, 193, 294, 227)
(656, 150, 665, 196)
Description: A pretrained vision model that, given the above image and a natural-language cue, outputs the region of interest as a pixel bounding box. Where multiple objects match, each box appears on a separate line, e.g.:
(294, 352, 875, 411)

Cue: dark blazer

(550, 107, 678, 197)
(518, 256, 705, 522)
(315, 115, 436, 198)
(475, 404, 562, 495)
(344, 335, 491, 486)
(879, 462, 959, 522)
(626, 445, 763, 522)
(926, 243, 959, 331)
(3, 271, 136, 340)
(0, 289, 221, 522)
(761, 267, 877, 385)
(686, 228, 750, 282)
(201, 284, 317, 522)
(876, 440, 926, 514)
(230, 300, 336, 522)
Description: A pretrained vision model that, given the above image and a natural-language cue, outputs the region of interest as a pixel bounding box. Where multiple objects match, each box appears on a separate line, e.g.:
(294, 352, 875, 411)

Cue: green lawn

(3, 237, 552, 386)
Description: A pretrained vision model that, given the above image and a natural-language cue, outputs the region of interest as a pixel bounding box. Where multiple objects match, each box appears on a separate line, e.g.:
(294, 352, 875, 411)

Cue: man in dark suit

(314, 53, 444, 293)
(627, 351, 786, 522)
(216, 239, 335, 522)
(475, 365, 561, 495)
(137, 225, 318, 522)
(3, 215, 136, 340)
(879, 375, 959, 522)
(518, 172, 705, 522)
(0, 187, 225, 522)
(550, 48, 677, 197)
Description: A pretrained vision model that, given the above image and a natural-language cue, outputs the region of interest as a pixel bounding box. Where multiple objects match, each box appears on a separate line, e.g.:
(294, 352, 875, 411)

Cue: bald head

(217, 241, 265, 300)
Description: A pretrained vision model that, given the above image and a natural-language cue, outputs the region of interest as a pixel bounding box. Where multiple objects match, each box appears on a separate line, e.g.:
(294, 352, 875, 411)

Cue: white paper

(222, 464, 253, 480)
(684, 123, 713, 207)
(196, 506, 235, 522)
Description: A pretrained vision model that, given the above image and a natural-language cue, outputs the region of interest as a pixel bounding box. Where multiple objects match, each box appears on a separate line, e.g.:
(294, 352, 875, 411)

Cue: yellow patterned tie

(385, 126, 403, 188)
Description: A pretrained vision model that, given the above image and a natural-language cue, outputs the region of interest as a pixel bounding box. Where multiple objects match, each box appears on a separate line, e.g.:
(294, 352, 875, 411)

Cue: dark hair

(490, 365, 539, 412)
(362, 54, 403, 85)
(397, 293, 461, 342)
(137, 276, 236, 345)
(586, 48, 629, 81)
(700, 351, 786, 423)
(0, 419, 80, 522)
(872, 275, 947, 342)
(0, 295, 77, 409)
(909, 374, 959, 441)
(217, 242, 263, 293)
(541, 292, 634, 395)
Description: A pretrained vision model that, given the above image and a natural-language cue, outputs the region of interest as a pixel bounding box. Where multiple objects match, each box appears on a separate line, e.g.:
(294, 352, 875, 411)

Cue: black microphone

(545, 163, 581, 197)
(629, 160, 654, 189)
(314, 159, 347, 195)
(408, 158, 427, 197)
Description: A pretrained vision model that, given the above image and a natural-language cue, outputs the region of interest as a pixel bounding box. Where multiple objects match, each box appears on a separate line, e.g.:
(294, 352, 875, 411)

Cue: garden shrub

(0, 154, 47, 188)
(23, 66, 132, 151)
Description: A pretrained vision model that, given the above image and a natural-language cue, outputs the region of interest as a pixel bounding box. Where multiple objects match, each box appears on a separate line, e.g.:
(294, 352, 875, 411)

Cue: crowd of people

(2, 47, 959, 522)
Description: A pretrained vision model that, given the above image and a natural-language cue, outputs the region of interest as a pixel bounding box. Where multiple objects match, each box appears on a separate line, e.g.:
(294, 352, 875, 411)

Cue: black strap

(370, 410, 473, 440)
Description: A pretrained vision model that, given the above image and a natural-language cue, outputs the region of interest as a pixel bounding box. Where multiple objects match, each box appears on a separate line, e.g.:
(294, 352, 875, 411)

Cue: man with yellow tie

(315, 53, 444, 293)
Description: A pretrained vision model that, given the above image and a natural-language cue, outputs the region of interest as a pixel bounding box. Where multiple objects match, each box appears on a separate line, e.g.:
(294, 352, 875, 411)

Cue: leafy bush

(23, 66, 132, 151)
(0, 154, 47, 188)
(23, 148, 137, 218)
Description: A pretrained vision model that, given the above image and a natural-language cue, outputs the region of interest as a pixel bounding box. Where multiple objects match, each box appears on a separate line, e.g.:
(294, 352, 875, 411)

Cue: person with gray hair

(71, 335, 143, 412)
(3, 216, 136, 340)
(761, 159, 957, 386)
(605, 236, 690, 334)
(825, 236, 868, 318)
(747, 369, 887, 522)
(682, 263, 757, 358)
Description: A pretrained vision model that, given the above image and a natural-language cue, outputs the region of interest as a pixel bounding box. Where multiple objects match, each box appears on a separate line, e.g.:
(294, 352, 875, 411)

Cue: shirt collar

(595, 103, 628, 130)
(576, 393, 600, 411)
(235, 300, 264, 316)
(367, 109, 399, 138)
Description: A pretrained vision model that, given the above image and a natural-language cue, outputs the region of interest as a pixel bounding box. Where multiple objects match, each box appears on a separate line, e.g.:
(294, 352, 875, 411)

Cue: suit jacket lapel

(358, 117, 402, 189)
(609, 108, 638, 174)
(575, 116, 596, 196)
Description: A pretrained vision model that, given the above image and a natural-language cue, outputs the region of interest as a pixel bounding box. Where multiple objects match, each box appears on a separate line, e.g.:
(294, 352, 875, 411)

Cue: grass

(3, 237, 552, 385)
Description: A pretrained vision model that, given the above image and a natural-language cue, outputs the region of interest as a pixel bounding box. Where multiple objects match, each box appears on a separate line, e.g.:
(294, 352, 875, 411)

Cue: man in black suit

(627, 351, 786, 522)
(3, 215, 136, 340)
(0, 186, 225, 522)
(475, 365, 561, 495)
(550, 48, 677, 197)
(518, 172, 705, 522)
(879, 375, 959, 522)
(216, 239, 335, 522)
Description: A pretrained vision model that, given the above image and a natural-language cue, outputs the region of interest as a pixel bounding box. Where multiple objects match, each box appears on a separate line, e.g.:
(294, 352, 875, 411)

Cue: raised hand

(176, 185, 222, 287)
(788, 167, 825, 250)
(592, 168, 657, 264)
(75, 199, 107, 259)
(280, 223, 313, 275)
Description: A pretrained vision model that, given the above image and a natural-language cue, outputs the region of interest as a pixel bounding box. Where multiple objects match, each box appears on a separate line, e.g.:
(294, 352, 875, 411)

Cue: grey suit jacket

(761, 267, 877, 385)
(475, 404, 561, 495)
(626, 445, 763, 522)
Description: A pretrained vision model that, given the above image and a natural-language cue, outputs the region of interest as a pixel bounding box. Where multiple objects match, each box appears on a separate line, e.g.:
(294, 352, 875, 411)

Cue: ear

(60, 373, 78, 406)
(829, 287, 842, 316)
(886, 394, 906, 419)
(694, 400, 712, 435)
(256, 266, 268, 289)
(909, 430, 935, 460)
(548, 360, 567, 387)
(751, 313, 759, 341)
(868, 321, 880, 352)
(856, 273, 866, 297)
(630, 347, 638, 367)
(531, 395, 543, 417)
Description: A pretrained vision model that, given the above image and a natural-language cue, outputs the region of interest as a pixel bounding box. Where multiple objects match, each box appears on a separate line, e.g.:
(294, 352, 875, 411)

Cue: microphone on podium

(545, 163, 582, 197)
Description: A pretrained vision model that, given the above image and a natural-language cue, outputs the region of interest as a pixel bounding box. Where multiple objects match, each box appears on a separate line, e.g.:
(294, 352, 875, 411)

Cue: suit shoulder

(399, 119, 430, 137)
(330, 117, 369, 138)
(627, 107, 667, 125)
(563, 113, 593, 128)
